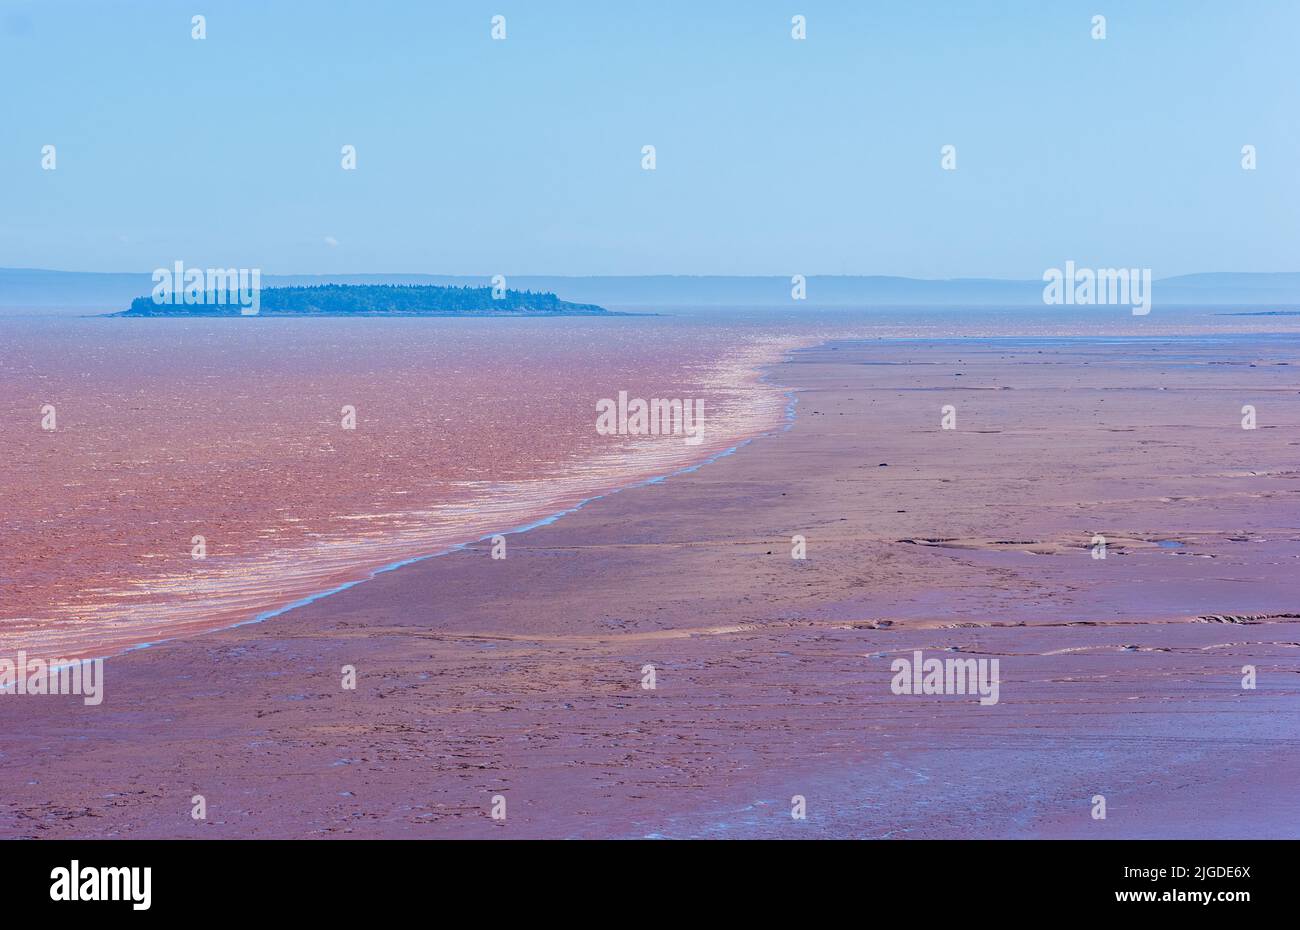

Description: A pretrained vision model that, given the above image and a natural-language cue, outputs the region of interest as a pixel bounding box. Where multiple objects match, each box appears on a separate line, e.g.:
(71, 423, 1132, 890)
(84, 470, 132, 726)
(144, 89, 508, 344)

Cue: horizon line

(7, 267, 1300, 282)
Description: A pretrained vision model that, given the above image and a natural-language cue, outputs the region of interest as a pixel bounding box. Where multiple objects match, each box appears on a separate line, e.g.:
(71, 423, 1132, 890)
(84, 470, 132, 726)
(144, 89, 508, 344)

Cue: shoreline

(111, 377, 801, 667)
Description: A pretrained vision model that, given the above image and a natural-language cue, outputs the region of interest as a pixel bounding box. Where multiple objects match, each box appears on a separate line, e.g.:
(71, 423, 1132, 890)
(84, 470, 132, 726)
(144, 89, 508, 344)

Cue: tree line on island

(119, 283, 611, 316)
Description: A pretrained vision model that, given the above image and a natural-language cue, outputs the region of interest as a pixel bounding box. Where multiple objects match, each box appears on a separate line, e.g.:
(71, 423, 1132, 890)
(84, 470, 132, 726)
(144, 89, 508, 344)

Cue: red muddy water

(0, 315, 797, 662)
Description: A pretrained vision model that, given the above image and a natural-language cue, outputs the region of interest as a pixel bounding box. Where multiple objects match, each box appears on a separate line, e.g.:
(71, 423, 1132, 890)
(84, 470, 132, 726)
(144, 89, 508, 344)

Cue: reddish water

(0, 316, 799, 662)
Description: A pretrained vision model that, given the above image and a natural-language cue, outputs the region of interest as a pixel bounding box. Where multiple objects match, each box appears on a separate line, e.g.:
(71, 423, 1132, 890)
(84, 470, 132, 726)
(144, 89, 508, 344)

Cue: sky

(1, 0, 1297, 278)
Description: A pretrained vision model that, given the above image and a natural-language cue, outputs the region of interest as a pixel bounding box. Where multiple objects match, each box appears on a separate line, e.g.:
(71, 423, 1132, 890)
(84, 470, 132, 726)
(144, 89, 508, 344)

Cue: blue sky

(2, 0, 1296, 277)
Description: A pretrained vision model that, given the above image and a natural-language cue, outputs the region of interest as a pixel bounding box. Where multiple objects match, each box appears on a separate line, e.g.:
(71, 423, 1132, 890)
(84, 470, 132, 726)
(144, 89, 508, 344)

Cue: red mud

(1, 334, 1298, 838)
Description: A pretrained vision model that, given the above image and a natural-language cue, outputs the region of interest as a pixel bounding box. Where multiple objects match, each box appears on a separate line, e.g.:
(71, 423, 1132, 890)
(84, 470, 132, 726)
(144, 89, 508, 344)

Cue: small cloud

(323, 236, 339, 247)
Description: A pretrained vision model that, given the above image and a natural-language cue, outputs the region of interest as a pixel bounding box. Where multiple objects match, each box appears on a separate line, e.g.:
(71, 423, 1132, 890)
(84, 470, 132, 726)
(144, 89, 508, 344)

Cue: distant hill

(114, 283, 611, 317)
(4, 267, 1300, 313)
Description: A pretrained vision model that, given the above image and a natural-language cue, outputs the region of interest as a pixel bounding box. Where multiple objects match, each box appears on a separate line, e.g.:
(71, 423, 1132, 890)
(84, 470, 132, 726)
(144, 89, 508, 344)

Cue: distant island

(116, 283, 613, 317)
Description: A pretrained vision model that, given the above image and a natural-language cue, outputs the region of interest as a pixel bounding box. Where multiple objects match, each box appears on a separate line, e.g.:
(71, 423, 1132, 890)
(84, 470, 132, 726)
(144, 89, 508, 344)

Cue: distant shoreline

(8, 268, 1300, 311)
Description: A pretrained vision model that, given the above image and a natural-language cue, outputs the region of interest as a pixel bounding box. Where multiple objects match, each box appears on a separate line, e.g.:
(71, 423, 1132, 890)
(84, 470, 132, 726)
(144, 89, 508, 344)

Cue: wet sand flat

(2, 335, 1298, 838)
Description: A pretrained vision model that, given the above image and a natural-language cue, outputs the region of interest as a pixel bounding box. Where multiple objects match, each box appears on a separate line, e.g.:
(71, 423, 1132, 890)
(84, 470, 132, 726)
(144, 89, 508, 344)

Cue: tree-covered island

(117, 283, 613, 317)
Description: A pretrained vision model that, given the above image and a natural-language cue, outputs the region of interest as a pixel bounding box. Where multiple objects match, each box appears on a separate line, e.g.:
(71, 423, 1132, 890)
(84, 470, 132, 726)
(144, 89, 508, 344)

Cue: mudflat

(3, 335, 1297, 838)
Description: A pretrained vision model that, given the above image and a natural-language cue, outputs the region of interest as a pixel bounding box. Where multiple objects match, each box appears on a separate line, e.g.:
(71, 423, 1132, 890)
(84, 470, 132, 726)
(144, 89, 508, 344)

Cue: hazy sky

(2, 0, 1297, 277)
